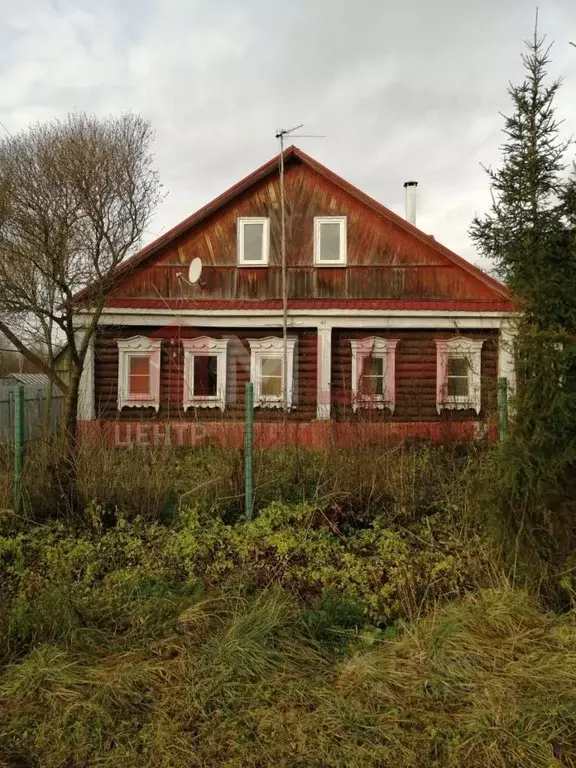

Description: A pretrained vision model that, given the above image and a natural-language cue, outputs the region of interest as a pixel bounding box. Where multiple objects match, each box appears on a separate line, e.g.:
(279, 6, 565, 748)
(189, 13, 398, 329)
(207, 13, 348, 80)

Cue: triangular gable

(74, 146, 510, 305)
(296, 149, 509, 300)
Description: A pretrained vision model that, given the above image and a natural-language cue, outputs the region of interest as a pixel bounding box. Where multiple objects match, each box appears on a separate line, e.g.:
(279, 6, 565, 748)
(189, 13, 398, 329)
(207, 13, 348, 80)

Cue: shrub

(0, 497, 500, 662)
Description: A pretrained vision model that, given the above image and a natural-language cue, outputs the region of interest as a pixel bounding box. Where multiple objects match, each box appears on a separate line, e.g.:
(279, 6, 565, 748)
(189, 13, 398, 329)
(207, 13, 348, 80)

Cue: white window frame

(117, 336, 162, 411)
(237, 217, 270, 266)
(248, 336, 297, 409)
(182, 337, 228, 411)
(435, 337, 484, 414)
(313, 216, 347, 266)
(350, 337, 399, 413)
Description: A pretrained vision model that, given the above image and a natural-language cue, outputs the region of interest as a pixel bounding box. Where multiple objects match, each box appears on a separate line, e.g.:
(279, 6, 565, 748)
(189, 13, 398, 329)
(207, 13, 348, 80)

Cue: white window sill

(352, 396, 395, 414)
(184, 397, 225, 411)
(255, 400, 292, 410)
(119, 399, 160, 412)
(437, 398, 481, 414)
(314, 262, 347, 267)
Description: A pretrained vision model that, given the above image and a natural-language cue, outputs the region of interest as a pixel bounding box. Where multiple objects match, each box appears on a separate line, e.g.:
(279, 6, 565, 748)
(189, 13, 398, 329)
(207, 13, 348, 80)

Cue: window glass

(243, 221, 264, 261)
(260, 356, 282, 397)
(447, 356, 469, 396)
(128, 356, 151, 397)
(194, 355, 218, 397)
(319, 221, 341, 261)
(361, 356, 385, 395)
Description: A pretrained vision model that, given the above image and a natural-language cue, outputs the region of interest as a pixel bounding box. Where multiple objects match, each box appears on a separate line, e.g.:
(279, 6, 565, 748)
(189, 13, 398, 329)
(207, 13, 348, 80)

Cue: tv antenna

(275, 124, 325, 414)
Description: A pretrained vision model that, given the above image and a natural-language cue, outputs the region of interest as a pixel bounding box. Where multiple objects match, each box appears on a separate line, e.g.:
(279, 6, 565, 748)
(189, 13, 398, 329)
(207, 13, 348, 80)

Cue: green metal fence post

(245, 382, 254, 520)
(498, 377, 508, 443)
(13, 384, 24, 513)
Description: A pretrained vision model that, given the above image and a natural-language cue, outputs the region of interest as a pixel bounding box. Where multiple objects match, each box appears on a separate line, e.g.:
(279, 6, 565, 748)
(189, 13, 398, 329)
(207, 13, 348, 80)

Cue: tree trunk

(48, 362, 83, 520)
(62, 363, 82, 445)
(44, 376, 53, 435)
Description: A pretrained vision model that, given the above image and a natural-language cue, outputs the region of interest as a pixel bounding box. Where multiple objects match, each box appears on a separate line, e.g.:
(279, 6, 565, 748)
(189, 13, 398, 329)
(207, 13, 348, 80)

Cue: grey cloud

(1, 0, 576, 271)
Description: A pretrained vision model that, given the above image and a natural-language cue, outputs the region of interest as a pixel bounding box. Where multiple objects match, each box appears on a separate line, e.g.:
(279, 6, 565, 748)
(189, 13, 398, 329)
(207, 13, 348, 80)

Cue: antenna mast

(275, 125, 325, 415)
(275, 125, 301, 413)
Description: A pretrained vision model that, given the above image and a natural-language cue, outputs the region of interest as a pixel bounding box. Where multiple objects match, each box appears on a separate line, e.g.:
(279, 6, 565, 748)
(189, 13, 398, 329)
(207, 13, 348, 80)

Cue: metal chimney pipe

(403, 180, 418, 225)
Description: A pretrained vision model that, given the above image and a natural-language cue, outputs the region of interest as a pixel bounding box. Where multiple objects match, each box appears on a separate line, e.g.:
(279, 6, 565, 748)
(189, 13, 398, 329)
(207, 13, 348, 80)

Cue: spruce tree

(470, 26, 576, 330)
(471, 25, 576, 581)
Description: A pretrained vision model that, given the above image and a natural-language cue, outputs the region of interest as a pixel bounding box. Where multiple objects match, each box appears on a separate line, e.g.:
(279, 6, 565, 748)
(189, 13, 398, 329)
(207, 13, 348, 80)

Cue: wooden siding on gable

(109, 160, 502, 305)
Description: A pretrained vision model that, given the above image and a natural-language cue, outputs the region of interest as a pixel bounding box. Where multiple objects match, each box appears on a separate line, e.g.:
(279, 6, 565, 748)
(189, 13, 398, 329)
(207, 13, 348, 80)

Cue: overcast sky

(1, 0, 576, 273)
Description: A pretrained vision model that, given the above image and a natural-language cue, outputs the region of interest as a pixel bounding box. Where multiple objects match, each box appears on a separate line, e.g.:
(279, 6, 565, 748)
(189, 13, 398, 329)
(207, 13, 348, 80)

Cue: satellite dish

(188, 257, 203, 285)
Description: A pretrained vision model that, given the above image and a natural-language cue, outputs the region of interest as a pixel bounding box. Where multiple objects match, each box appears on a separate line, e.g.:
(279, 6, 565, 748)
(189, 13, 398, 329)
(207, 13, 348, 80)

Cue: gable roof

(74, 145, 510, 305)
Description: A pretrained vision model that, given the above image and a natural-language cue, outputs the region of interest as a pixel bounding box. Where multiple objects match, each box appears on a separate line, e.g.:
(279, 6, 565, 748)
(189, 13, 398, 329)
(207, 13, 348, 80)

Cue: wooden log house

(73, 146, 516, 448)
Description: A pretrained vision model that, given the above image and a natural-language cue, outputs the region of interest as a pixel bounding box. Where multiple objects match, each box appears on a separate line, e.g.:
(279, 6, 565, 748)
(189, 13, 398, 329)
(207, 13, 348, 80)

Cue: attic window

(314, 216, 347, 265)
(238, 217, 270, 265)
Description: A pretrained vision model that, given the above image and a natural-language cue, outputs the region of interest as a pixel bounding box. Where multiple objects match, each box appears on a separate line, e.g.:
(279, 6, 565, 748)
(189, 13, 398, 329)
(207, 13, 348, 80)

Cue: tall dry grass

(1, 587, 576, 767)
(0, 438, 483, 526)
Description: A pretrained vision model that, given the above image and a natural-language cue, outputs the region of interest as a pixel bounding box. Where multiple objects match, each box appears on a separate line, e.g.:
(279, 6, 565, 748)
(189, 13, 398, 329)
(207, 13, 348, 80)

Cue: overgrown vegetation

(1, 439, 576, 767)
(0, 439, 480, 523)
(2, 528, 576, 767)
(0, 497, 496, 640)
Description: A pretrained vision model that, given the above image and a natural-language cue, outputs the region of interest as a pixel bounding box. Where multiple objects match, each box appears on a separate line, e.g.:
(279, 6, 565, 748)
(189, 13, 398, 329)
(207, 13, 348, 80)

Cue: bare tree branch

(0, 318, 67, 392)
(0, 112, 163, 439)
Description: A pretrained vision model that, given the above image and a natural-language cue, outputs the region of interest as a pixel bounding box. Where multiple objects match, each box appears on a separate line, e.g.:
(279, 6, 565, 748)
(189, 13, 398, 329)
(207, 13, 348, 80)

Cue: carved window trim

(350, 337, 399, 413)
(435, 337, 484, 414)
(182, 337, 229, 411)
(248, 336, 297, 408)
(117, 336, 162, 412)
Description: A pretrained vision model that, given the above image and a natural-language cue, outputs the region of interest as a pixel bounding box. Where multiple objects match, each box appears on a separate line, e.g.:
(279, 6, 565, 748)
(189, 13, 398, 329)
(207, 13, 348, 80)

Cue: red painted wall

(79, 418, 495, 450)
